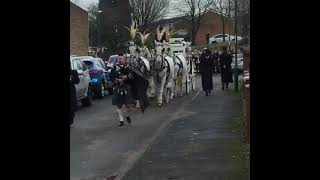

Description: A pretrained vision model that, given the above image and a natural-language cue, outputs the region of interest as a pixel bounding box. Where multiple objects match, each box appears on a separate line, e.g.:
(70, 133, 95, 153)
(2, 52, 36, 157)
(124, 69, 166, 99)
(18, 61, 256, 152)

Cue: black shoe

(126, 116, 131, 124)
(209, 90, 211, 94)
(222, 87, 225, 91)
(118, 121, 124, 126)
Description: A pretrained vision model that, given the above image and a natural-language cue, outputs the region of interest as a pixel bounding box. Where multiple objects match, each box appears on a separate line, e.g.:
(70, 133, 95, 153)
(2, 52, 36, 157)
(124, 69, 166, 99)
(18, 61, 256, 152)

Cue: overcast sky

(71, 0, 184, 18)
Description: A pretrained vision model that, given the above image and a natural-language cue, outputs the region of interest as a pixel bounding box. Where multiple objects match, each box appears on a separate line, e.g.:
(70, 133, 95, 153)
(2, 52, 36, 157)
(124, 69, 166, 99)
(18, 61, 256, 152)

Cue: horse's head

(154, 41, 163, 56)
(128, 41, 137, 57)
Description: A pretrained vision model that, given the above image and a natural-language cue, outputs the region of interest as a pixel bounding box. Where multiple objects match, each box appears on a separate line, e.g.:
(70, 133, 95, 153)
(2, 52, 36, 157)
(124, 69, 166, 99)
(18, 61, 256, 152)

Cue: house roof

(70, 1, 88, 13)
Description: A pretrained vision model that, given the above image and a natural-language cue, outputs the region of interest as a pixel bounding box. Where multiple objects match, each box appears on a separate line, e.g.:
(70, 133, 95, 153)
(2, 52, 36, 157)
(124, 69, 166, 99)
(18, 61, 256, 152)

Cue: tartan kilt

(112, 84, 135, 106)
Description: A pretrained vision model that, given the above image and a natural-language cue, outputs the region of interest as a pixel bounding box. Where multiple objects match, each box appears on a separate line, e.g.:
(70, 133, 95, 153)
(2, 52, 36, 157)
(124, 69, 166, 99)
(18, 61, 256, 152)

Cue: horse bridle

(150, 44, 167, 72)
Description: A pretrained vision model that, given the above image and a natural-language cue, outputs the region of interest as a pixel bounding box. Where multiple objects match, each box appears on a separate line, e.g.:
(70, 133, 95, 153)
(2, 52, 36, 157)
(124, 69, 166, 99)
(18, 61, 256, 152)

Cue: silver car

(70, 56, 93, 106)
(231, 53, 244, 73)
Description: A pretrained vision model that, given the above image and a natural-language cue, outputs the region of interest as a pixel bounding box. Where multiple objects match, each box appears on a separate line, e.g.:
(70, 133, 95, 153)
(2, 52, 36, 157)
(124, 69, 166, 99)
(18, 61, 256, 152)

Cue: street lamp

(97, 10, 103, 53)
(234, 0, 239, 92)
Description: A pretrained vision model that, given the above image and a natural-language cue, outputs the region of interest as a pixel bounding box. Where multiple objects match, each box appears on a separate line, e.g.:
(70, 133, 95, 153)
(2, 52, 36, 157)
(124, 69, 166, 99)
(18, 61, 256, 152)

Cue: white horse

(150, 40, 174, 106)
(138, 45, 156, 99)
(163, 41, 190, 97)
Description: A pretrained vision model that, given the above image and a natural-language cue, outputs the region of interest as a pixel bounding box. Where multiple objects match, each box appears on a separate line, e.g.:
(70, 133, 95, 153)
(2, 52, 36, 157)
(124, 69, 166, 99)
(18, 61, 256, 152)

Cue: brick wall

(195, 10, 234, 46)
(70, 3, 89, 56)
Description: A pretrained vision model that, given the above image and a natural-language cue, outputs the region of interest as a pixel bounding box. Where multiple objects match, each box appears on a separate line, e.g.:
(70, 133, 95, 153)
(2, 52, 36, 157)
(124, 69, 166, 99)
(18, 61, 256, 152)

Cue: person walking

(70, 62, 80, 126)
(199, 48, 214, 96)
(110, 53, 135, 126)
(211, 48, 220, 75)
(110, 53, 150, 126)
(194, 51, 200, 73)
(219, 46, 233, 90)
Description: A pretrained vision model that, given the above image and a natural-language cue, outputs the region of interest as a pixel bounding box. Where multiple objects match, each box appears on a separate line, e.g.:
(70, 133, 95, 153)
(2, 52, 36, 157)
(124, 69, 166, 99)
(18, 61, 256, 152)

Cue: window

(76, 60, 83, 70)
(109, 56, 117, 64)
(97, 59, 105, 69)
(72, 60, 78, 70)
(81, 61, 87, 71)
(215, 35, 223, 38)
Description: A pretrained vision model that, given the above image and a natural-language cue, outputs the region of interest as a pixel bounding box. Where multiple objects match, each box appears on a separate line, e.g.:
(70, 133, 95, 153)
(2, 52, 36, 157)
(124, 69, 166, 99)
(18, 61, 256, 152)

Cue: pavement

(70, 74, 249, 180)
(122, 74, 249, 180)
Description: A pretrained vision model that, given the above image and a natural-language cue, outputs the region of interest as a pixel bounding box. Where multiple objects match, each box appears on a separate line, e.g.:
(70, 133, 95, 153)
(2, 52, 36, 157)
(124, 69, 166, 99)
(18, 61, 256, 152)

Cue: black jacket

(70, 69, 80, 112)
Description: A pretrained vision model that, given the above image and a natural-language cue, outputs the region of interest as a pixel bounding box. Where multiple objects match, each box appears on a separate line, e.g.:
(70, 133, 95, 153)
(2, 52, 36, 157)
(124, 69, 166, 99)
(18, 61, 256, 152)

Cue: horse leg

(165, 88, 170, 103)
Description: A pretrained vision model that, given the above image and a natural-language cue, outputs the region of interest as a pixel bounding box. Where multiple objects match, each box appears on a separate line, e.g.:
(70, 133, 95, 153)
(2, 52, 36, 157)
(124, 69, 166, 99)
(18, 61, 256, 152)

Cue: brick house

(158, 9, 234, 46)
(196, 10, 234, 45)
(70, 2, 89, 56)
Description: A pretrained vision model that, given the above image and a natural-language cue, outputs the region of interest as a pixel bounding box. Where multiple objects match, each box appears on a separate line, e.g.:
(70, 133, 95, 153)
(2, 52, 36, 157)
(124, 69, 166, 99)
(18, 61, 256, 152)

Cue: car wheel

(82, 86, 93, 107)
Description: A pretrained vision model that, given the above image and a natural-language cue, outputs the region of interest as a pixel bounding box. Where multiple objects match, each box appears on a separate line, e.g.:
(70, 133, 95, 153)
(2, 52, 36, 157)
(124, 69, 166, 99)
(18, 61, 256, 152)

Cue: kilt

(112, 84, 135, 107)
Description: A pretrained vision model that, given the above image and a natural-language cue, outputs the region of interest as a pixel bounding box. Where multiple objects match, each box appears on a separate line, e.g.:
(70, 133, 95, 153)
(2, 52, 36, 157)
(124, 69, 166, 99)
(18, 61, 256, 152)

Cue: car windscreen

(83, 61, 101, 70)
(108, 57, 117, 64)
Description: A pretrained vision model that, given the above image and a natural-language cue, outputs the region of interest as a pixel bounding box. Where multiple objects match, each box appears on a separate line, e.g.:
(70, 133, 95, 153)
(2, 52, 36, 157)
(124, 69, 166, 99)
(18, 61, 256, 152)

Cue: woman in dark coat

(70, 63, 80, 125)
(219, 46, 233, 90)
(211, 48, 220, 74)
(199, 48, 214, 96)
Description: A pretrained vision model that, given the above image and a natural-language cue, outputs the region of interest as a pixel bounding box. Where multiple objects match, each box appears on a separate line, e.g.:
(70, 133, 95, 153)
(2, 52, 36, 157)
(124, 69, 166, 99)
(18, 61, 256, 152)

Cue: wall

(70, 2, 89, 56)
(195, 10, 234, 46)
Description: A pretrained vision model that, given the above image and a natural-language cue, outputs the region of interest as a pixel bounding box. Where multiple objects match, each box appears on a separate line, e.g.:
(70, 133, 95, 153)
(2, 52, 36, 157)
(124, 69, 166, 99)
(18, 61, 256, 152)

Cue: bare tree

(237, 0, 250, 37)
(87, 3, 99, 46)
(129, 0, 170, 32)
(211, 0, 233, 42)
(176, 0, 212, 46)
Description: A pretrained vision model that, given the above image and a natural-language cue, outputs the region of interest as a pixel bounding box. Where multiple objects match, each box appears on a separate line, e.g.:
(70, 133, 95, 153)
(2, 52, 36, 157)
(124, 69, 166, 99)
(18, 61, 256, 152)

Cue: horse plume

(124, 20, 138, 41)
(138, 31, 150, 46)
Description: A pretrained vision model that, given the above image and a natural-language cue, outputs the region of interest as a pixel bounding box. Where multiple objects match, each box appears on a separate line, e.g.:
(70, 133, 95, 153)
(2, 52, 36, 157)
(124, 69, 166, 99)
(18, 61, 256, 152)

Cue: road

(70, 75, 205, 180)
(70, 74, 242, 180)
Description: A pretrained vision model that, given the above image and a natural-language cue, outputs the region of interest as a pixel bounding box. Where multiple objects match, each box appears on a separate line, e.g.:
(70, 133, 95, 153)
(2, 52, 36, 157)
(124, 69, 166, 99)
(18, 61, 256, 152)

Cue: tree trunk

(191, 30, 196, 46)
(222, 19, 225, 42)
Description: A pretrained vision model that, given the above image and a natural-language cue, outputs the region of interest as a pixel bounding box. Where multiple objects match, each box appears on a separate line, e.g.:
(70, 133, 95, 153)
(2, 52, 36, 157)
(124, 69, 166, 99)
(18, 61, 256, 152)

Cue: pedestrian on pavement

(70, 61, 80, 125)
(219, 46, 233, 90)
(199, 48, 214, 96)
(110, 53, 135, 126)
(194, 51, 200, 73)
(211, 48, 220, 75)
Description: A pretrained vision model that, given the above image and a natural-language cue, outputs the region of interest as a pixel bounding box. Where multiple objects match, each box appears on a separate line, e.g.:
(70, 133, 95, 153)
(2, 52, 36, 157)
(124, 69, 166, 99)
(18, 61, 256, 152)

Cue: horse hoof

(157, 103, 162, 107)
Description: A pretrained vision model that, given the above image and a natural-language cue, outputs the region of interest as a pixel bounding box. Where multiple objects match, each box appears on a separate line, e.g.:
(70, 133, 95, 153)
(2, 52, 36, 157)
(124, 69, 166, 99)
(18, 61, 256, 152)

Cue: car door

(73, 60, 83, 98)
(217, 35, 225, 43)
(75, 60, 88, 98)
(80, 60, 90, 96)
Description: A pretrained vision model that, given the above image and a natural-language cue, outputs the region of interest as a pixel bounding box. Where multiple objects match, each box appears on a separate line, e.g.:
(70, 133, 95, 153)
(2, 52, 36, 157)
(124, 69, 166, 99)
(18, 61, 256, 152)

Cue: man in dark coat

(110, 53, 149, 126)
(211, 48, 220, 74)
(219, 46, 233, 90)
(70, 63, 80, 125)
(199, 48, 214, 96)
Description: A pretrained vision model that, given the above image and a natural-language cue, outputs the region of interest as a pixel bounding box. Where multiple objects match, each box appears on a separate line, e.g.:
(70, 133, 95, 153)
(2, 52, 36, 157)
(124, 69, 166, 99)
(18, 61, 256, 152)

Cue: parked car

(106, 55, 118, 70)
(93, 57, 113, 95)
(82, 57, 111, 98)
(231, 53, 244, 73)
(70, 56, 93, 106)
(209, 34, 243, 44)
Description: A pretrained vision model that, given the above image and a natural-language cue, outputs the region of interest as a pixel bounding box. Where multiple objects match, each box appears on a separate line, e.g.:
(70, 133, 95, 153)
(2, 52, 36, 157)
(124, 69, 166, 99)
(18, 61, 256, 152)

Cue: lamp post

(234, 0, 239, 92)
(97, 10, 103, 53)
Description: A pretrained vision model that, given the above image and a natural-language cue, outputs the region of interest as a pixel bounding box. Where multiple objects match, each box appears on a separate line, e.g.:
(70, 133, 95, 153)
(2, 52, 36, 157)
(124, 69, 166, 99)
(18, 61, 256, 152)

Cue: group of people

(70, 53, 149, 126)
(193, 46, 234, 96)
